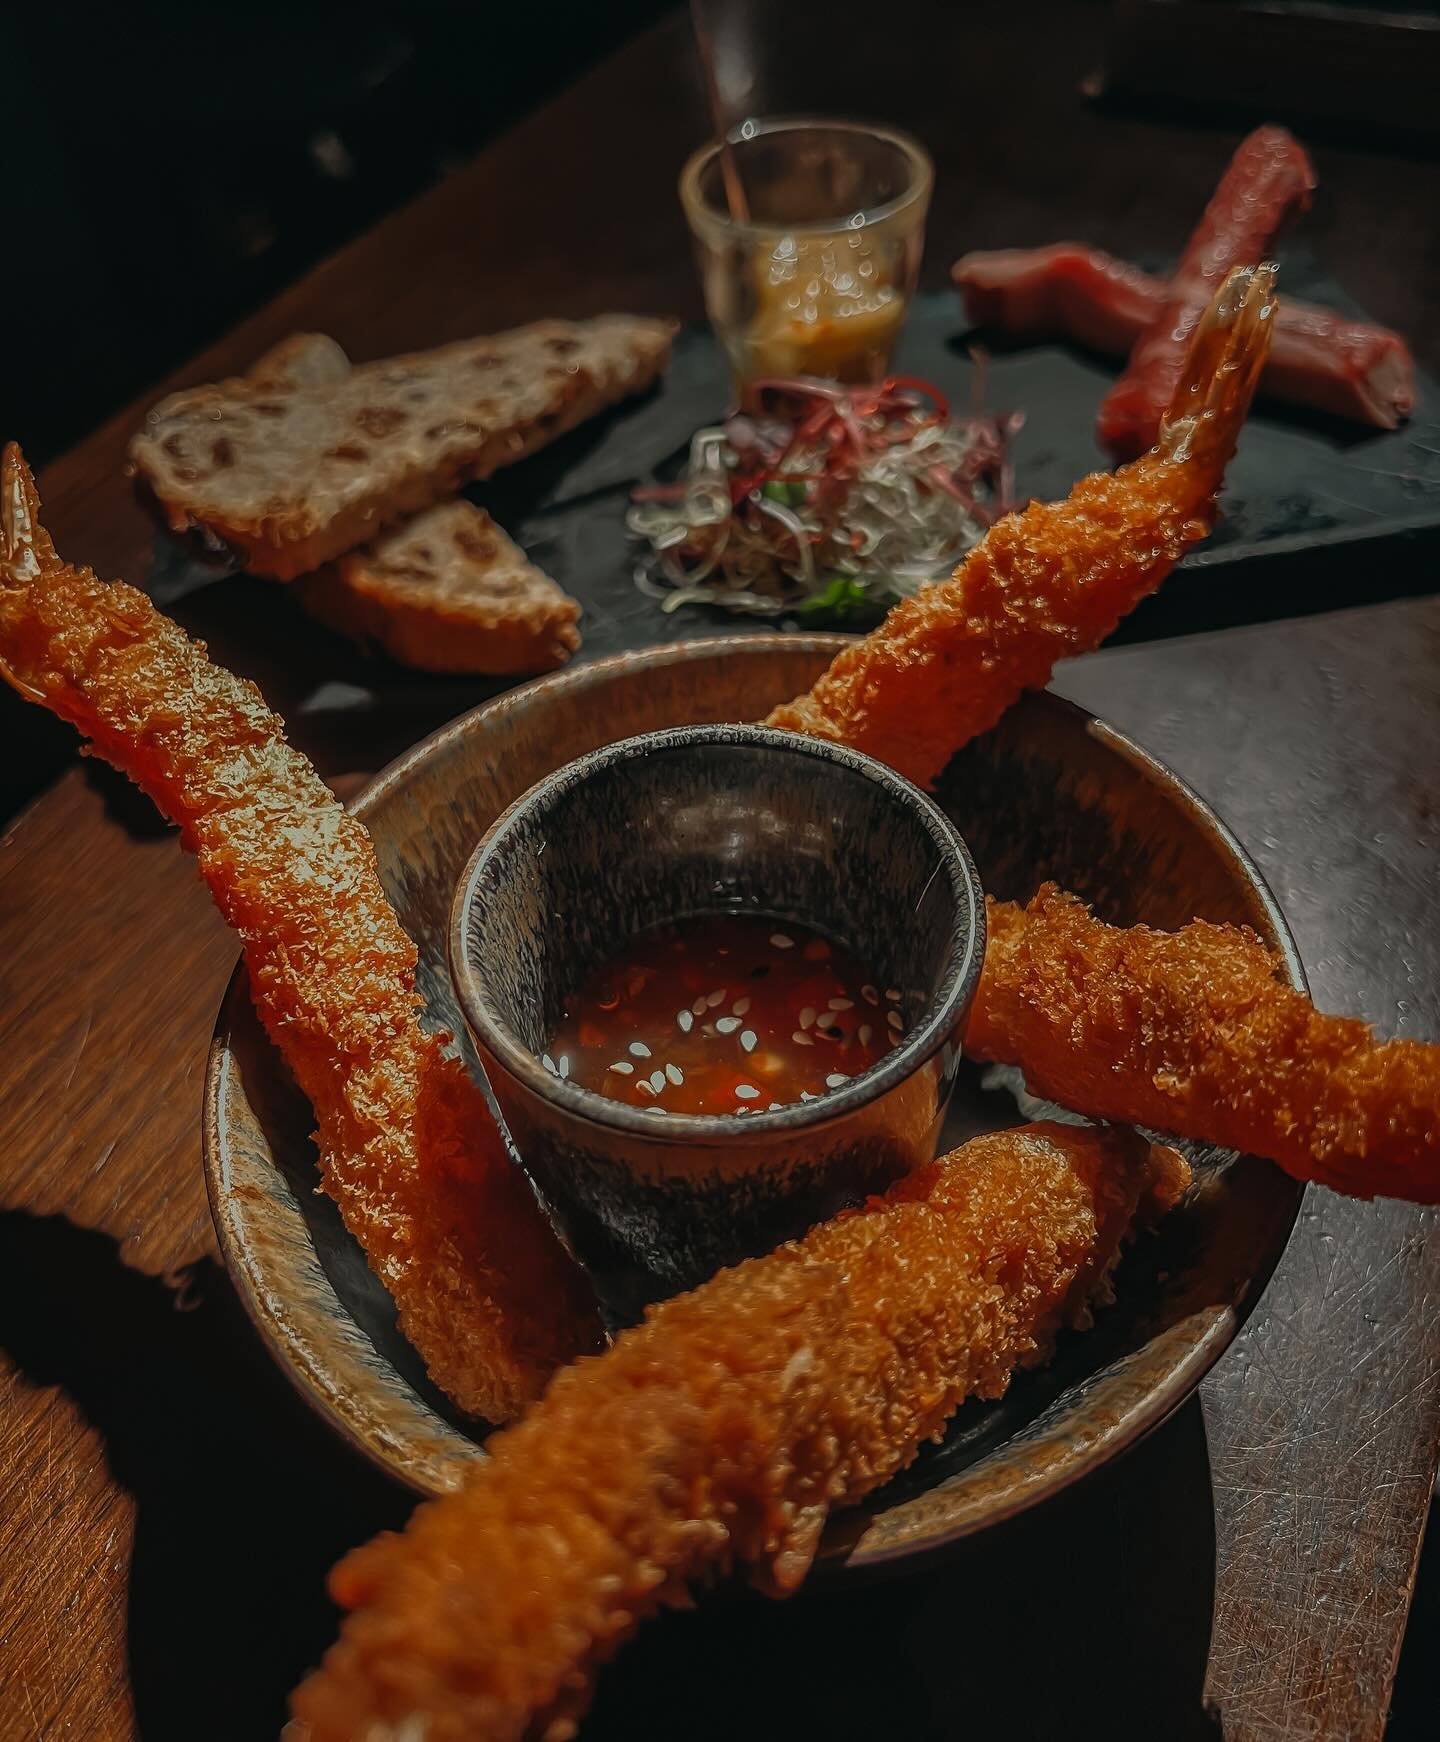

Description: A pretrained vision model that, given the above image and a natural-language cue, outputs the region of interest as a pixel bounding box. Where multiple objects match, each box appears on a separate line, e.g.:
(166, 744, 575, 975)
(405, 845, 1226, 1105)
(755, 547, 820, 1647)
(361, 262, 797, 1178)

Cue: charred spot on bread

(356, 406, 409, 438)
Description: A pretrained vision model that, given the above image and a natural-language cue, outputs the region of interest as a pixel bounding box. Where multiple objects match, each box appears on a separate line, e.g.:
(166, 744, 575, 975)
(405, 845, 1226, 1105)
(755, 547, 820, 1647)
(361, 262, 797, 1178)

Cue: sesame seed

(557, 1055, 570, 1079)
(799, 1006, 816, 1029)
(666, 1062, 683, 1086)
(740, 1029, 757, 1052)
(637, 1079, 656, 1097)
(800, 1090, 816, 1101)
(649, 1070, 666, 1092)
(692, 996, 708, 1017)
(887, 1009, 903, 1031)
(885, 987, 902, 1003)
(735, 1084, 760, 1100)
(677, 1009, 694, 1033)
(770, 932, 794, 950)
(610, 1061, 634, 1075)
(734, 1107, 749, 1117)
(706, 988, 727, 1007)
(715, 1016, 741, 1034)
(542, 1053, 558, 1075)
(862, 985, 879, 1005)
(630, 1041, 652, 1058)
(649, 1106, 668, 1116)
(791, 1031, 814, 1047)
(859, 1024, 873, 1046)
(768, 1102, 783, 1111)
(825, 1073, 849, 1088)
(828, 997, 854, 1011)
(732, 996, 752, 1016)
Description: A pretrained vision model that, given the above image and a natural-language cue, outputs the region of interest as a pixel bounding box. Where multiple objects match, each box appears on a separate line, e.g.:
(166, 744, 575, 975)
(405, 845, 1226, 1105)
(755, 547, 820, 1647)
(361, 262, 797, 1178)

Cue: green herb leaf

(793, 576, 887, 626)
(761, 480, 807, 507)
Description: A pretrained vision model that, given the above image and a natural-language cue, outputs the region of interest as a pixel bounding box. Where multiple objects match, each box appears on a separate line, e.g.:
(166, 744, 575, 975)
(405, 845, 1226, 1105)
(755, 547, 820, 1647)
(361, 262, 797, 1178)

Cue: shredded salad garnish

(628, 374, 1023, 624)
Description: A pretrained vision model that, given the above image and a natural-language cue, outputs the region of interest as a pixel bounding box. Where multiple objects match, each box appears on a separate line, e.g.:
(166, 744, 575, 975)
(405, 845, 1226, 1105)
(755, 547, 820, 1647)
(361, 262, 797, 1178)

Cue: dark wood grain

(2, 4, 1438, 1738)
(1055, 601, 1440, 1736)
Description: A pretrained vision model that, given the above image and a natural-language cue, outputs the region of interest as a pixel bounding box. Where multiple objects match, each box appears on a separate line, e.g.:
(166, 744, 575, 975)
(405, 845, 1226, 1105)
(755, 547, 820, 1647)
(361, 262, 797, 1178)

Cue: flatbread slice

(130, 316, 675, 579)
(297, 501, 580, 675)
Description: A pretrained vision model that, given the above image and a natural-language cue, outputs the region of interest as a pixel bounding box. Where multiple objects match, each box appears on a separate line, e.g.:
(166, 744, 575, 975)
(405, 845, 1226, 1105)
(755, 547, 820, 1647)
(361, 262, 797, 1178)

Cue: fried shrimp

(288, 1124, 1189, 1742)
(0, 444, 599, 1419)
(767, 264, 1276, 788)
(969, 887, 1440, 1203)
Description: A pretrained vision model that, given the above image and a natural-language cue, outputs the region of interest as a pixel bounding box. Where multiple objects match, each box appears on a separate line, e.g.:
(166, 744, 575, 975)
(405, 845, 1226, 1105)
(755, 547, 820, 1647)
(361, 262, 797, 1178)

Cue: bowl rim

(202, 632, 1306, 1572)
(446, 721, 986, 1145)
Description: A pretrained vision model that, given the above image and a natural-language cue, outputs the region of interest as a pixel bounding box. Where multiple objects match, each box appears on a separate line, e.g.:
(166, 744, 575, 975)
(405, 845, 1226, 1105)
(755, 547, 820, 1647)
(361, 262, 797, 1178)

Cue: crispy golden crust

(969, 887, 1440, 1202)
(0, 445, 599, 1420)
(767, 266, 1276, 788)
(288, 1124, 1188, 1742)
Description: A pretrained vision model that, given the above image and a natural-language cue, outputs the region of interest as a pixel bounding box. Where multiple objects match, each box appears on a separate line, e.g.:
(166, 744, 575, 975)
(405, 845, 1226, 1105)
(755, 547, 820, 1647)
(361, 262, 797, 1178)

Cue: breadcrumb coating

(0, 444, 599, 1420)
(970, 887, 1440, 1201)
(288, 1124, 1188, 1742)
(767, 266, 1276, 788)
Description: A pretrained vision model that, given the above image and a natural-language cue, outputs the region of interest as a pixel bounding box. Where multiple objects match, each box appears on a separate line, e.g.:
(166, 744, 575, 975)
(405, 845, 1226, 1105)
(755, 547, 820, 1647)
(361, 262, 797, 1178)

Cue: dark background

(3, 1, 1435, 1734)
(6, 1, 673, 468)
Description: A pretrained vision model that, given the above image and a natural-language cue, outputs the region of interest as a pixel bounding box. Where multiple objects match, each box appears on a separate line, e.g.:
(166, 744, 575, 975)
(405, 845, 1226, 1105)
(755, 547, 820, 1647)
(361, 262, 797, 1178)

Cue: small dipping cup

(680, 116, 933, 399)
(449, 725, 984, 1324)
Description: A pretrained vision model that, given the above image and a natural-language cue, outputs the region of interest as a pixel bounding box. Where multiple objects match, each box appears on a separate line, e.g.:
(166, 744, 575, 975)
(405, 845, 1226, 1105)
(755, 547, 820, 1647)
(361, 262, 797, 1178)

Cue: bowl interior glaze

(205, 635, 1304, 1570)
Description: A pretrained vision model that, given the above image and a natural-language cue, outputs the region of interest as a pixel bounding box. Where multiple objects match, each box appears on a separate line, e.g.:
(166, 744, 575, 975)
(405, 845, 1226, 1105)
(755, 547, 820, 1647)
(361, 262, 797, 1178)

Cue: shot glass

(679, 116, 933, 401)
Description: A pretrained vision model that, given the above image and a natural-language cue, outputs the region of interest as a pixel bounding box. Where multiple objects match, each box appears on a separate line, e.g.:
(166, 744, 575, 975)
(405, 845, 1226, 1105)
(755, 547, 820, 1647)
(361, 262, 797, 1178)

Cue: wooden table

(2, 6, 1438, 1737)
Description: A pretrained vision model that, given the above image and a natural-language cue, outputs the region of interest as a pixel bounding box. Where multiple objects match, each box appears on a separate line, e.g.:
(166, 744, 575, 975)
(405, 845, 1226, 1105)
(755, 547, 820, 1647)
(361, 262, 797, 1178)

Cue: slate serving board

(143, 261, 1439, 774)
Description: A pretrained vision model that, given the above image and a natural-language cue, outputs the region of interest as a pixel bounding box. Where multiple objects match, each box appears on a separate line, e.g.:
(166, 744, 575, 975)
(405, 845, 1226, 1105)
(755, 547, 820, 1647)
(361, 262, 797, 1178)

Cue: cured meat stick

(768, 266, 1275, 789)
(968, 888, 1440, 1204)
(0, 444, 601, 1421)
(1096, 126, 1315, 457)
(953, 242, 1415, 430)
(288, 1124, 1189, 1742)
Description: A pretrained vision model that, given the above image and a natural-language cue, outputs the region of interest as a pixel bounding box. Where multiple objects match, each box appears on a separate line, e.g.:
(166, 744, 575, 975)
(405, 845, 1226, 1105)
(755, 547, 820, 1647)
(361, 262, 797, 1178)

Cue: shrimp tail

(1, 444, 68, 705)
(2, 442, 59, 578)
(1156, 262, 1278, 469)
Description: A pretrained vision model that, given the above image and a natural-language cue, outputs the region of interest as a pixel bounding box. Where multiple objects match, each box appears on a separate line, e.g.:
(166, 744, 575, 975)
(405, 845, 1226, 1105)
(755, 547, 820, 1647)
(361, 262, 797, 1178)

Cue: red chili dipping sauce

(545, 911, 903, 1116)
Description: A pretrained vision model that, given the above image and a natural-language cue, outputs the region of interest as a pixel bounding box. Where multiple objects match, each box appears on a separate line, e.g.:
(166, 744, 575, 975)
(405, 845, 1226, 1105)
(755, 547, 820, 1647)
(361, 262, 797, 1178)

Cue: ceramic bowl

(448, 723, 984, 1322)
(203, 634, 1304, 1573)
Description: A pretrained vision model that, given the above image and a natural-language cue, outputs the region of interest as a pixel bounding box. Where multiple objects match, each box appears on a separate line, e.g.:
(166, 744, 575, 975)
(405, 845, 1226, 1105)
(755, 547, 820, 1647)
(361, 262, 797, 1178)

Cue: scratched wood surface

(1056, 604, 1440, 1733)
(2, 5, 1439, 1738)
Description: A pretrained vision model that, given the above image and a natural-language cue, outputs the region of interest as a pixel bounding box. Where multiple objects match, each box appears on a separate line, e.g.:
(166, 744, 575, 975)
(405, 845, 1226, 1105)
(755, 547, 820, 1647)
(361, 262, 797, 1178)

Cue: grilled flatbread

(131, 316, 675, 579)
(298, 501, 580, 675)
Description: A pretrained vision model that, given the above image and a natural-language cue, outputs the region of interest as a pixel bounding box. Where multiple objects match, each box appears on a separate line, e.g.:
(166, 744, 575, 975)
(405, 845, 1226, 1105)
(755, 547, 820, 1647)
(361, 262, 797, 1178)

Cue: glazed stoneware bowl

(204, 634, 1304, 1574)
(448, 724, 984, 1323)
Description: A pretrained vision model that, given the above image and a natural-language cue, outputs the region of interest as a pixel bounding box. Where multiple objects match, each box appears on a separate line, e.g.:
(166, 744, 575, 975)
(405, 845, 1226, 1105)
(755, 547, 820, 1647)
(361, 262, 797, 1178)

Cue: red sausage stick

(1095, 127, 1316, 456)
(953, 242, 1415, 433)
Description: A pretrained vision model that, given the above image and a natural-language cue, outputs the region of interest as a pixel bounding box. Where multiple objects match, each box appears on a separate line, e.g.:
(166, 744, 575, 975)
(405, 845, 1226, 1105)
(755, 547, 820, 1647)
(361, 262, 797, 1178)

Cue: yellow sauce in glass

(742, 230, 905, 392)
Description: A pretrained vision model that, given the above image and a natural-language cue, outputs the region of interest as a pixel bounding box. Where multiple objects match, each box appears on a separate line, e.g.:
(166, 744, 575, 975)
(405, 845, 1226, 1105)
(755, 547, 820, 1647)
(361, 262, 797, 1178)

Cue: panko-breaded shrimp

(969, 887, 1440, 1203)
(767, 264, 1276, 788)
(0, 445, 599, 1420)
(288, 1124, 1189, 1742)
